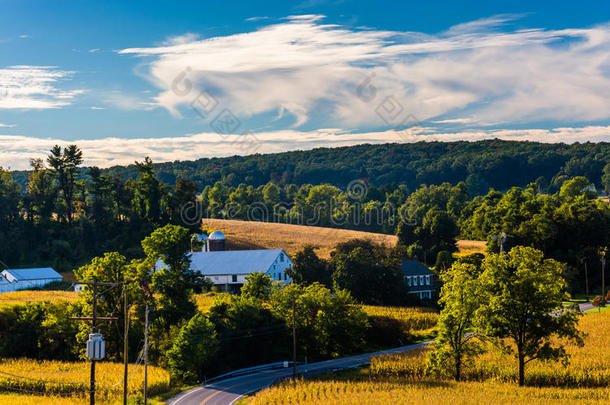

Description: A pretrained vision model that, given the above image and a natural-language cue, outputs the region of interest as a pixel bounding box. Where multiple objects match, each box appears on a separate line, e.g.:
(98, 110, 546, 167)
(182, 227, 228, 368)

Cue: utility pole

(123, 287, 129, 405)
(71, 280, 118, 405)
(292, 295, 297, 380)
(601, 250, 607, 300)
(143, 303, 149, 405)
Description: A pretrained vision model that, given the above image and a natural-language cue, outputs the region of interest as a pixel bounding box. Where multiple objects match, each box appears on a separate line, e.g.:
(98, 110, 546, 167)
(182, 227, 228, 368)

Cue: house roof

(2, 267, 62, 281)
(401, 260, 435, 276)
(157, 249, 290, 276)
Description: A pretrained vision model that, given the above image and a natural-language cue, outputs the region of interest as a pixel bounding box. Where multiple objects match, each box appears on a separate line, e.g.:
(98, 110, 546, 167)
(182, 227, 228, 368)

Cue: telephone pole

(71, 280, 119, 405)
(292, 295, 297, 380)
(143, 304, 149, 405)
(123, 286, 129, 405)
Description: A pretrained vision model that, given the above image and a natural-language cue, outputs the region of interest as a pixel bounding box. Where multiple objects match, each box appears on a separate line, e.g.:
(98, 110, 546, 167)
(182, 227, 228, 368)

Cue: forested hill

(105, 140, 610, 192)
(12, 140, 610, 192)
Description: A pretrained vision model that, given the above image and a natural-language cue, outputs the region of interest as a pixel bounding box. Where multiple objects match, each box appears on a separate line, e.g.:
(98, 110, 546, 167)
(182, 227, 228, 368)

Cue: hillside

(201, 219, 485, 259)
(13, 140, 609, 192)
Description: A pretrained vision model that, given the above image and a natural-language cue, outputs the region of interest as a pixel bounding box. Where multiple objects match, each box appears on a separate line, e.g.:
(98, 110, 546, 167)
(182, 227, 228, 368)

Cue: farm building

(402, 260, 436, 300)
(0, 267, 63, 292)
(157, 249, 292, 293)
(157, 232, 292, 292)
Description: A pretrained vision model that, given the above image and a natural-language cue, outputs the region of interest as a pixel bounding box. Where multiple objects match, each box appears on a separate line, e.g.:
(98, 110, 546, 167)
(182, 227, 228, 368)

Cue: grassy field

(247, 311, 610, 404)
(362, 306, 438, 330)
(0, 358, 169, 401)
(202, 218, 485, 259)
(0, 290, 78, 306)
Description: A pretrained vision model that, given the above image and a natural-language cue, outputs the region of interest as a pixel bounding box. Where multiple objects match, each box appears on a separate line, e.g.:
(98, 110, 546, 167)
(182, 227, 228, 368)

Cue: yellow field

(455, 239, 487, 256)
(0, 290, 78, 306)
(202, 218, 399, 259)
(248, 311, 610, 404)
(194, 292, 228, 312)
(0, 358, 169, 399)
(362, 305, 438, 331)
(202, 218, 484, 259)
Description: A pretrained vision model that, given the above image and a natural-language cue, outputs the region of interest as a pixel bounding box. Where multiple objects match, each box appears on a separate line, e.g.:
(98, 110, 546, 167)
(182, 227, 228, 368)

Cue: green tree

(167, 313, 218, 383)
(26, 158, 56, 221)
(478, 246, 584, 386)
(133, 157, 166, 223)
(428, 262, 482, 381)
(142, 225, 197, 332)
(288, 245, 330, 286)
(74, 252, 134, 361)
(591, 296, 606, 312)
(602, 162, 610, 195)
(559, 176, 596, 200)
(241, 272, 274, 300)
(331, 240, 405, 305)
(47, 144, 83, 222)
(270, 282, 368, 359)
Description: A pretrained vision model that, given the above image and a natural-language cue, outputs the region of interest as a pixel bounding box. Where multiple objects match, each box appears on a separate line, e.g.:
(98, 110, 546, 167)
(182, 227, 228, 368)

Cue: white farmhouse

(156, 249, 293, 293)
(1, 267, 63, 291)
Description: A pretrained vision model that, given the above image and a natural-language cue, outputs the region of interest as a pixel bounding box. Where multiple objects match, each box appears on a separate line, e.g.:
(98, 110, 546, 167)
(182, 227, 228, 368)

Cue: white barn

(1, 267, 63, 291)
(156, 249, 293, 292)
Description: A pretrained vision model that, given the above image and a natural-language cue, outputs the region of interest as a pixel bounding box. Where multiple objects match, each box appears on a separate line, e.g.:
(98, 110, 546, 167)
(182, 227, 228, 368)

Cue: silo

(207, 231, 226, 251)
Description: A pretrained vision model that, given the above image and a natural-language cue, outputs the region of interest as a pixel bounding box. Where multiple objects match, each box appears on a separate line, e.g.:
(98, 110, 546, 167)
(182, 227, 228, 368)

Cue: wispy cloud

(88, 48, 100, 53)
(245, 16, 270, 22)
(100, 90, 157, 111)
(2, 125, 608, 170)
(0, 65, 84, 109)
(118, 15, 610, 131)
(0, 123, 15, 128)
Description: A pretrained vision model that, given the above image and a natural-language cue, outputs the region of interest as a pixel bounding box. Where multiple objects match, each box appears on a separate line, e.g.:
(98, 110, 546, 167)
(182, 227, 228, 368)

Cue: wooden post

(90, 281, 97, 405)
(71, 280, 119, 405)
(292, 295, 296, 380)
(144, 304, 149, 405)
(123, 288, 129, 405)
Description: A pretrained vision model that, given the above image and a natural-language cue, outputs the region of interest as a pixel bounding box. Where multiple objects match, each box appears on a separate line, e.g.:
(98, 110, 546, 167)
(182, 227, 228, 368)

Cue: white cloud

(245, 16, 270, 22)
(100, 90, 157, 111)
(88, 48, 100, 53)
(0, 65, 84, 109)
(118, 15, 610, 130)
(0, 123, 15, 128)
(1, 125, 608, 170)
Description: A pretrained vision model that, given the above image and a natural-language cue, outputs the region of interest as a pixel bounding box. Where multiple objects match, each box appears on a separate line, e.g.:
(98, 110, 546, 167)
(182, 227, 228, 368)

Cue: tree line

(0, 144, 608, 296)
(11, 140, 606, 194)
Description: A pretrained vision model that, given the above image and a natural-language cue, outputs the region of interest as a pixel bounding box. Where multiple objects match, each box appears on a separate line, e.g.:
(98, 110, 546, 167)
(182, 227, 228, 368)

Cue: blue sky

(1, 0, 610, 169)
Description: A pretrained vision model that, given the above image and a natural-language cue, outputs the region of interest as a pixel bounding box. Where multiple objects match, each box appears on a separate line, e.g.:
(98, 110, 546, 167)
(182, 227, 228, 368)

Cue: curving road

(167, 341, 431, 405)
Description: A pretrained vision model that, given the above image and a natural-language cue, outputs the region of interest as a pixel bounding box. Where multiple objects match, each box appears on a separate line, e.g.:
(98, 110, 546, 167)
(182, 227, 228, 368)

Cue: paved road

(167, 341, 431, 405)
(579, 302, 594, 312)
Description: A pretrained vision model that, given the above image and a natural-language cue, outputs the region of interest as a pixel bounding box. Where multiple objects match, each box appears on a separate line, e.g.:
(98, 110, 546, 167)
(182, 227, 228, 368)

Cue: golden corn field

(0, 290, 78, 306)
(362, 305, 439, 332)
(0, 358, 170, 400)
(194, 292, 229, 313)
(248, 311, 610, 404)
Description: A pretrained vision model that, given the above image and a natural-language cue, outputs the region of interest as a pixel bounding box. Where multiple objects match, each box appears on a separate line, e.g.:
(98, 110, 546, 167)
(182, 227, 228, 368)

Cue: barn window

(232, 275, 237, 283)
(425, 275, 430, 285)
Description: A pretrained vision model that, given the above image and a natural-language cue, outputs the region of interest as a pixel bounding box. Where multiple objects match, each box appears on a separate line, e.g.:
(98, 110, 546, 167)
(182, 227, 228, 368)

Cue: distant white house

(0, 267, 63, 292)
(156, 249, 293, 292)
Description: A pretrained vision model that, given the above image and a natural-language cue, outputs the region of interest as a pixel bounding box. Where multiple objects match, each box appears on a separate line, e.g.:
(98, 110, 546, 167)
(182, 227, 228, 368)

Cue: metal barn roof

(156, 249, 289, 276)
(2, 267, 62, 281)
(401, 260, 435, 276)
